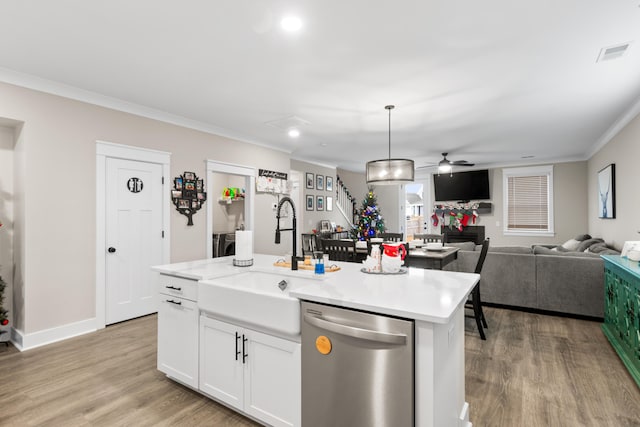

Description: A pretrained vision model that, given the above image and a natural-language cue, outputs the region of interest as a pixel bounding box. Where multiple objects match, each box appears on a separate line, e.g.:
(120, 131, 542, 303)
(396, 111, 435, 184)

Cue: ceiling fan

(418, 153, 475, 173)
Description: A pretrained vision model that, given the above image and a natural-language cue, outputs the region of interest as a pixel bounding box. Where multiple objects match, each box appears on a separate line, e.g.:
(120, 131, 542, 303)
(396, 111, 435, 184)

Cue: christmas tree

(0, 218, 7, 330)
(356, 189, 386, 240)
(0, 273, 7, 327)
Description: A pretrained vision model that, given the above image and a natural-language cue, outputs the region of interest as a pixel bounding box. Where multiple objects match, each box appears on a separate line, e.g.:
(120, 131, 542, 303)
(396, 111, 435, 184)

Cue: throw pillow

(561, 239, 581, 251)
(576, 238, 604, 252)
(587, 242, 608, 253)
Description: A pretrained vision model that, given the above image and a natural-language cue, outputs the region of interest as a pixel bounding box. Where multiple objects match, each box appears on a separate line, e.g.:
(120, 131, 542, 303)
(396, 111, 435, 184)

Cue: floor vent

(597, 43, 631, 62)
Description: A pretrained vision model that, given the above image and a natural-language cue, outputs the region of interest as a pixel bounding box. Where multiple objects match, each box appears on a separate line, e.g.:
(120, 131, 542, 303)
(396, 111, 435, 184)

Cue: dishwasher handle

(304, 313, 407, 345)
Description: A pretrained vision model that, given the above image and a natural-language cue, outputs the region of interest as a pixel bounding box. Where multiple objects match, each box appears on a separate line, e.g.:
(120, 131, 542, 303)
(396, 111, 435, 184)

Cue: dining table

(405, 245, 460, 270)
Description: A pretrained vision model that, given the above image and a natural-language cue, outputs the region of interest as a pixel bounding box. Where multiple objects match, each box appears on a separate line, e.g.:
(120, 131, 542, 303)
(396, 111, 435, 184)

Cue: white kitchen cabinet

(200, 315, 301, 427)
(157, 275, 199, 388)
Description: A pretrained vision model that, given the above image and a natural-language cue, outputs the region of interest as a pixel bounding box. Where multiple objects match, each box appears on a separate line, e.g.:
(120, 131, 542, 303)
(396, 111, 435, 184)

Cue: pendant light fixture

(366, 105, 415, 185)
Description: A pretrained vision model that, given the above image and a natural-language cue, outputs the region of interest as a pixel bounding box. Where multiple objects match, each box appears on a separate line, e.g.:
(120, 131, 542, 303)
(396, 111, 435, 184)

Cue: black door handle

(235, 332, 241, 361)
(242, 335, 248, 364)
(108, 247, 116, 253)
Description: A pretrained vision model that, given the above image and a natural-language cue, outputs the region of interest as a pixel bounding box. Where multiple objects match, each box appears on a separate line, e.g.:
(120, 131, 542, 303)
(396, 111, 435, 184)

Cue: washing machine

(212, 233, 222, 258)
(222, 232, 236, 257)
(213, 232, 236, 257)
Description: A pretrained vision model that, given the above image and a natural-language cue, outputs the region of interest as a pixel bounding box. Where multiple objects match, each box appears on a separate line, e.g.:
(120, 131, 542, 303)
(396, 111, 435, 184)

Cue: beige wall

(0, 125, 14, 329)
(479, 161, 589, 246)
(0, 82, 290, 335)
(588, 113, 640, 250)
(291, 160, 345, 232)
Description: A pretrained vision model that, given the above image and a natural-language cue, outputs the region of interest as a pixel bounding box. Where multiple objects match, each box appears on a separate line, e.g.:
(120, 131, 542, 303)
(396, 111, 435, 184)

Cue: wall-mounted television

(433, 169, 490, 202)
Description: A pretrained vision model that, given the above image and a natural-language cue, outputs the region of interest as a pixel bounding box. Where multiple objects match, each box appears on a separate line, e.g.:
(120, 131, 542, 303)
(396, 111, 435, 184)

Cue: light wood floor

(0, 308, 638, 426)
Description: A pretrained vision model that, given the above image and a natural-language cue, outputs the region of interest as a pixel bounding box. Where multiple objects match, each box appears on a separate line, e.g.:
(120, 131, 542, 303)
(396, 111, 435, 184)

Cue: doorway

(96, 141, 170, 328)
(206, 160, 255, 259)
(405, 175, 431, 240)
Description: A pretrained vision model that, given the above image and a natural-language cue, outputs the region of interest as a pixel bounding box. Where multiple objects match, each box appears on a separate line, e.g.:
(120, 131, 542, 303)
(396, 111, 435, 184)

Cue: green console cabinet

(601, 255, 640, 388)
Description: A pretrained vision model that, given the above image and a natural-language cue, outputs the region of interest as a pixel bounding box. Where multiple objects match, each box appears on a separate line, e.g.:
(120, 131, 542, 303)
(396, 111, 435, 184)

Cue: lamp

(366, 105, 415, 185)
(438, 157, 452, 174)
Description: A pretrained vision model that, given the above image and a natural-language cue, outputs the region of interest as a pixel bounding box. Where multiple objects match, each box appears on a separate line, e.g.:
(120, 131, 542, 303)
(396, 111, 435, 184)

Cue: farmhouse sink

(198, 271, 320, 336)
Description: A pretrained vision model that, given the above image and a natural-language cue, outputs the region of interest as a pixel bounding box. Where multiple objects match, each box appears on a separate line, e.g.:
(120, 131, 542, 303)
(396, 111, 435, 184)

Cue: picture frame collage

(171, 171, 207, 226)
(305, 172, 333, 212)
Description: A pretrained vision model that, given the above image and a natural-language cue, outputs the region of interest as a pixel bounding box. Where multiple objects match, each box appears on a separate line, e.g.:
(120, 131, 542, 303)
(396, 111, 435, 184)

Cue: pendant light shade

(366, 105, 414, 185)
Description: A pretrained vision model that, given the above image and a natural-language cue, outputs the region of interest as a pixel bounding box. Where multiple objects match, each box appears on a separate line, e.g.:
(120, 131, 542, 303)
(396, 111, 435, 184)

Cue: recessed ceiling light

(281, 16, 302, 32)
(521, 155, 535, 159)
(288, 129, 300, 138)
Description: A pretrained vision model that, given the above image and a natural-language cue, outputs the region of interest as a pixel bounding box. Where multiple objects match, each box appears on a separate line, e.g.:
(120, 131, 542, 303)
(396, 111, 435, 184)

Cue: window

(502, 165, 554, 236)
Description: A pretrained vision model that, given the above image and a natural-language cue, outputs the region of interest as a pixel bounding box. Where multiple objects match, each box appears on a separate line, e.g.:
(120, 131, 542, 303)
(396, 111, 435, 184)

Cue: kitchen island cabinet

(157, 275, 199, 388)
(200, 315, 300, 427)
(153, 254, 479, 427)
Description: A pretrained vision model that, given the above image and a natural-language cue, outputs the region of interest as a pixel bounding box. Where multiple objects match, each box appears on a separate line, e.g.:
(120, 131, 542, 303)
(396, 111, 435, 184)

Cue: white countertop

(152, 256, 245, 280)
(153, 254, 479, 324)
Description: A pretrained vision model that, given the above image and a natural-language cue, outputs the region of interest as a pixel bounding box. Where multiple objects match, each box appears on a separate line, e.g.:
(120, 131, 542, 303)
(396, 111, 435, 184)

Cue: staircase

(335, 175, 358, 230)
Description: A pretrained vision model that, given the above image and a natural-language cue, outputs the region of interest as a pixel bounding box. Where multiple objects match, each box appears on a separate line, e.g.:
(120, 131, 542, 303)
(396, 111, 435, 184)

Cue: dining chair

(378, 232, 403, 242)
(321, 239, 356, 262)
(465, 238, 490, 340)
(415, 233, 446, 243)
(301, 234, 318, 256)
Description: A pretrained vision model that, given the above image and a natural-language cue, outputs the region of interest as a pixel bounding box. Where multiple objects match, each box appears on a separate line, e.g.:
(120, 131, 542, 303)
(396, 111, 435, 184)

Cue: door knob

(108, 247, 116, 253)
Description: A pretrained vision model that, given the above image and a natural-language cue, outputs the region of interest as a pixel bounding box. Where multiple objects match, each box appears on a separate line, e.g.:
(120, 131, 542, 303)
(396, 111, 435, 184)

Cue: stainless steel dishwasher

(301, 301, 414, 427)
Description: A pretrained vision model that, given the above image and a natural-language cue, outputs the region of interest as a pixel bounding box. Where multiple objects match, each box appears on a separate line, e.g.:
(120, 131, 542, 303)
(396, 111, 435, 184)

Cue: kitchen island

(153, 254, 479, 427)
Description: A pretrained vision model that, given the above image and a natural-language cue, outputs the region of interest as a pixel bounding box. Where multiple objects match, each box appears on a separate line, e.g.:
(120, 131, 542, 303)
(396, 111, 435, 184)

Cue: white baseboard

(13, 318, 97, 351)
(459, 402, 471, 427)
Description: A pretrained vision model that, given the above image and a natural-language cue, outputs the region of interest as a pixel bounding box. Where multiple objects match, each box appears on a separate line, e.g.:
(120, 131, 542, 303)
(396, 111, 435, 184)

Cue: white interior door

(106, 158, 163, 324)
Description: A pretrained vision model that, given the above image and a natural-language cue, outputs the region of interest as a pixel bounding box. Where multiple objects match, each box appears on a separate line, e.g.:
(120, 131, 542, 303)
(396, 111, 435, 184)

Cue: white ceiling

(1, 1, 640, 172)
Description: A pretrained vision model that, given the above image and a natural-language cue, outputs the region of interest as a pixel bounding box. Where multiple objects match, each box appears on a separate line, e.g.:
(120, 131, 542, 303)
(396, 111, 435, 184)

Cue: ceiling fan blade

(451, 160, 474, 166)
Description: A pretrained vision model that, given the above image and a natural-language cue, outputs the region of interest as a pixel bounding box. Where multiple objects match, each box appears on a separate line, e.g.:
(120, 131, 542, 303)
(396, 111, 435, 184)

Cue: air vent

(265, 115, 310, 130)
(597, 42, 631, 62)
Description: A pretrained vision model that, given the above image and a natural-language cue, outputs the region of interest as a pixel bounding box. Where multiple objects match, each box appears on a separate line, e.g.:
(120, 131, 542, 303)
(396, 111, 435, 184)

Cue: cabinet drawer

(159, 275, 198, 301)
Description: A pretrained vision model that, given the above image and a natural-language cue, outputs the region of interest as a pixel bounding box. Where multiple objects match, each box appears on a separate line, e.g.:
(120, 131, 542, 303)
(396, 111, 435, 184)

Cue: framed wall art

(316, 195, 324, 211)
(326, 196, 333, 211)
(598, 164, 615, 219)
(316, 175, 324, 191)
(326, 176, 333, 192)
(171, 171, 207, 225)
(306, 173, 314, 189)
(306, 195, 314, 211)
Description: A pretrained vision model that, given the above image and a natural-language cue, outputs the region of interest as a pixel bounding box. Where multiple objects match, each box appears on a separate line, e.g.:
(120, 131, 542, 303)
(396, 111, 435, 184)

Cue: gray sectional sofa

(443, 239, 619, 319)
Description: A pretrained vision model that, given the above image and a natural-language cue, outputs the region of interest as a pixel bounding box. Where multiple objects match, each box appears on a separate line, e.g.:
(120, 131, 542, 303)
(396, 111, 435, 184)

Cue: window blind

(506, 174, 549, 230)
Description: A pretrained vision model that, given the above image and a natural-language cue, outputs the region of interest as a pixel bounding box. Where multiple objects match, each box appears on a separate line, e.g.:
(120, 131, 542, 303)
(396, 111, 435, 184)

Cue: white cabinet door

(157, 296, 198, 388)
(244, 330, 301, 427)
(199, 316, 244, 408)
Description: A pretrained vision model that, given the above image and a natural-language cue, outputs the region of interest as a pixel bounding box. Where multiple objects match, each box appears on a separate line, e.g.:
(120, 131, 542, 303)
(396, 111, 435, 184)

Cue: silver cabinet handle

(304, 314, 406, 345)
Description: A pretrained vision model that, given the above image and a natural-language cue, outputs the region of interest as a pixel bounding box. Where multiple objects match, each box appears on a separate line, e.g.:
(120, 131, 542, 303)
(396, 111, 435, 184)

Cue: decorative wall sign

(256, 168, 288, 193)
(127, 177, 144, 193)
(171, 171, 207, 226)
(598, 164, 615, 219)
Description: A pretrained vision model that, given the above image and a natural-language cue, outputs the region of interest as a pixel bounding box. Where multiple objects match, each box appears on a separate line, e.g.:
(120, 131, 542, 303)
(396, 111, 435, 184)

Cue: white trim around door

(96, 141, 171, 329)
(206, 160, 256, 258)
